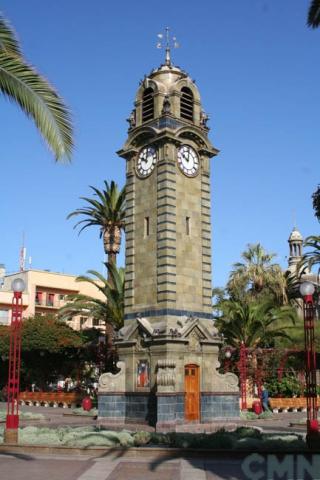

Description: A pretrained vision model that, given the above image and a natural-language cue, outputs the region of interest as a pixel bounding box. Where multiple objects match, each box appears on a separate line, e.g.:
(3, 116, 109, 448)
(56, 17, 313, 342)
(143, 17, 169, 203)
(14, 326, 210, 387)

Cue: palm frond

(58, 263, 124, 329)
(299, 235, 320, 274)
(0, 51, 73, 161)
(312, 185, 320, 221)
(216, 297, 297, 349)
(67, 181, 125, 237)
(0, 14, 21, 55)
(308, 0, 320, 28)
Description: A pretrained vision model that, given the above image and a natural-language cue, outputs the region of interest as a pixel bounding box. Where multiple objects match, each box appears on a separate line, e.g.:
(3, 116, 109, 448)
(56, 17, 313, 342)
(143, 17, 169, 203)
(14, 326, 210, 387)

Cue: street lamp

(5, 277, 25, 444)
(299, 281, 319, 441)
(225, 348, 232, 359)
(223, 347, 232, 373)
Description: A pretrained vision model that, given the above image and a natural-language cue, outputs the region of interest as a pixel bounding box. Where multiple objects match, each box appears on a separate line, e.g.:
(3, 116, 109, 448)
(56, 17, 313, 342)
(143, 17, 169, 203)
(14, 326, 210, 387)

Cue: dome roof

(137, 62, 200, 100)
(288, 227, 303, 242)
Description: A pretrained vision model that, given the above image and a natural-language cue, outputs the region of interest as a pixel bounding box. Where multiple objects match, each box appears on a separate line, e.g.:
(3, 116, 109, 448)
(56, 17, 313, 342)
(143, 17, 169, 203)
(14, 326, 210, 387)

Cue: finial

(292, 209, 297, 230)
(156, 27, 179, 66)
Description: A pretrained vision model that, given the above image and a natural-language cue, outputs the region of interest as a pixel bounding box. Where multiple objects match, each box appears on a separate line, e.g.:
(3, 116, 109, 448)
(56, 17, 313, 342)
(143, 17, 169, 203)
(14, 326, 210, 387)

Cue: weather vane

(156, 27, 179, 66)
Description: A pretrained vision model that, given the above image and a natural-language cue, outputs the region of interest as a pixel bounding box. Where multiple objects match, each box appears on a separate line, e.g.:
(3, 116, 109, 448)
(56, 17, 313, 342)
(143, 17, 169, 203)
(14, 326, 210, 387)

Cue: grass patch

(71, 407, 98, 417)
(240, 411, 273, 420)
(0, 410, 45, 421)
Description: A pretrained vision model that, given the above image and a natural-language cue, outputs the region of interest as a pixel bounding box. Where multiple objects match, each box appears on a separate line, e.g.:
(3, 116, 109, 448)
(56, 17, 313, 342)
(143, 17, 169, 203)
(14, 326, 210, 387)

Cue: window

(144, 217, 150, 237)
(93, 319, 100, 327)
(35, 291, 43, 305)
(59, 294, 65, 300)
(0, 309, 9, 325)
(142, 88, 154, 122)
(80, 317, 86, 330)
(180, 87, 194, 121)
(46, 293, 54, 307)
(186, 216, 191, 235)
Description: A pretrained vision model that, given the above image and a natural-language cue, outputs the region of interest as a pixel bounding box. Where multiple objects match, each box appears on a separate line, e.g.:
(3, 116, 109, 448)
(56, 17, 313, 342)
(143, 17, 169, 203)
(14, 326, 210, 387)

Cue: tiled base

(157, 394, 184, 424)
(201, 393, 240, 421)
(98, 393, 156, 425)
(98, 392, 239, 426)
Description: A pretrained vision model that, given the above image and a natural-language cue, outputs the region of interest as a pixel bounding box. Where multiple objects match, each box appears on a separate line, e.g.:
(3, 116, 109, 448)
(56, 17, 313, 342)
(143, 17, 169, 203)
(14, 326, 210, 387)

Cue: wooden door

(184, 364, 200, 421)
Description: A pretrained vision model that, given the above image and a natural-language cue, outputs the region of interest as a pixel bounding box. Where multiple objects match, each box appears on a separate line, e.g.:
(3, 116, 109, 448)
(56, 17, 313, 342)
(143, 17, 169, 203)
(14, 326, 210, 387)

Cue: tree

(227, 243, 287, 305)
(0, 13, 73, 161)
(0, 315, 84, 389)
(300, 235, 320, 273)
(59, 263, 124, 330)
(215, 298, 297, 350)
(68, 181, 125, 265)
(312, 186, 320, 221)
(58, 263, 124, 371)
(308, 0, 320, 28)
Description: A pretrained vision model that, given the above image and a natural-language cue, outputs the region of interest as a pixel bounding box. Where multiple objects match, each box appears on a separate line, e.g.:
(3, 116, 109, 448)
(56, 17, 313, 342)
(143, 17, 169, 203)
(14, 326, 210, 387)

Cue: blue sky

(0, 0, 319, 287)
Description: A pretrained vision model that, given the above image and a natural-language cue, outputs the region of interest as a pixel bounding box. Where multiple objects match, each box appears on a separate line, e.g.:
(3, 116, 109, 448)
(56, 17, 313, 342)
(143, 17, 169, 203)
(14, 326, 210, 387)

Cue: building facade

(98, 50, 239, 427)
(0, 267, 105, 331)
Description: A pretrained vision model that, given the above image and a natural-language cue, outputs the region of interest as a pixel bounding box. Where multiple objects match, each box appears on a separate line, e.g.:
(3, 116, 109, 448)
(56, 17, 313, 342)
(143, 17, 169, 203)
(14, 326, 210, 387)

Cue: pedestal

(4, 428, 18, 444)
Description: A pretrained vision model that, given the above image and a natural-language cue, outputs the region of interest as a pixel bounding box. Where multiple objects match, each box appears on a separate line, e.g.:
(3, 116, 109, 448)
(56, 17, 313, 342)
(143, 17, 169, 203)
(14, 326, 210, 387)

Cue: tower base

(98, 316, 240, 428)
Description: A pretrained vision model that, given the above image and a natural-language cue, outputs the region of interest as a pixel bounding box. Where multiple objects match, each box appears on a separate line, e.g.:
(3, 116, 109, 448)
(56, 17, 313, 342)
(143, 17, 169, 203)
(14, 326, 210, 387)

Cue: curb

(0, 443, 317, 458)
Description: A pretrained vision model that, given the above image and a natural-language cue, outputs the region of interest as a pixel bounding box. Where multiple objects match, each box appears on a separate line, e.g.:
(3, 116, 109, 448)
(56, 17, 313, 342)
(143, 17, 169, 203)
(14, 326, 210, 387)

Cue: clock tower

(98, 42, 239, 427)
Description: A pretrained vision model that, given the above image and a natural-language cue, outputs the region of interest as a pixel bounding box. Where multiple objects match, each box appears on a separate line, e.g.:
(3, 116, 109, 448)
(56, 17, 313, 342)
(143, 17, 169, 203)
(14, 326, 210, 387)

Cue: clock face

(177, 145, 199, 176)
(136, 146, 157, 177)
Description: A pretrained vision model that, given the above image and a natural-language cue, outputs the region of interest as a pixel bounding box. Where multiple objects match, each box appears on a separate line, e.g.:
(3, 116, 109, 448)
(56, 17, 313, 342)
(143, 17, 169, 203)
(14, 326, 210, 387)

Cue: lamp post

(300, 281, 319, 440)
(5, 278, 25, 444)
(239, 341, 248, 410)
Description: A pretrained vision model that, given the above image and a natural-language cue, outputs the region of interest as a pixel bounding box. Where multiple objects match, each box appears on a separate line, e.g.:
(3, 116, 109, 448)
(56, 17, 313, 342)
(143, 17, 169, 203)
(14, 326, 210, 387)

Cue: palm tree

(215, 298, 297, 349)
(312, 186, 320, 221)
(0, 13, 73, 161)
(308, 0, 320, 28)
(68, 181, 125, 265)
(227, 243, 286, 304)
(59, 263, 124, 371)
(299, 235, 320, 273)
(59, 262, 124, 330)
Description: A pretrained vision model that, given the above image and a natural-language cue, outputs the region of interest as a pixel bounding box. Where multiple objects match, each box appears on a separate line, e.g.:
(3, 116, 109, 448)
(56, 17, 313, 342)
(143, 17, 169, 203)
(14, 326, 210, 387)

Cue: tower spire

(165, 27, 170, 66)
(156, 27, 179, 66)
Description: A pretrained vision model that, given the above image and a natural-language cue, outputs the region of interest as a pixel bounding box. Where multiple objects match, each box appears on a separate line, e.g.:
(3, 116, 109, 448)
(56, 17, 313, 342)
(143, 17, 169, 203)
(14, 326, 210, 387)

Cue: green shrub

(197, 432, 235, 449)
(0, 426, 307, 451)
(265, 376, 301, 397)
(240, 411, 272, 420)
(117, 431, 134, 447)
(71, 407, 98, 416)
(234, 427, 262, 439)
(150, 432, 173, 445)
(133, 431, 151, 446)
(258, 434, 304, 451)
(258, 411, 272, 419)
(235, 437, 263, 450)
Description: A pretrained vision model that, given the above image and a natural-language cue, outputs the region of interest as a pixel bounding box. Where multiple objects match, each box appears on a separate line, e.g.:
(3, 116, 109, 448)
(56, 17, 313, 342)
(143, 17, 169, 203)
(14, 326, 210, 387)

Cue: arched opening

(142, 88, 154, 122)
(180, 87, 194, 122)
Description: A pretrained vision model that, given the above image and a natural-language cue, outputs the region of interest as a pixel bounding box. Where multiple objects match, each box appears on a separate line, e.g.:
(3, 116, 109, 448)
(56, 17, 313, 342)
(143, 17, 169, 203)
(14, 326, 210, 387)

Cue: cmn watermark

(241, 453, 320, 479)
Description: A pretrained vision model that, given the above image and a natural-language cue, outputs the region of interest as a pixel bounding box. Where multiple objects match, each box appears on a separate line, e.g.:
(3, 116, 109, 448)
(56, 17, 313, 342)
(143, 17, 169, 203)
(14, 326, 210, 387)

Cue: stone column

(156, 359, 183, 430)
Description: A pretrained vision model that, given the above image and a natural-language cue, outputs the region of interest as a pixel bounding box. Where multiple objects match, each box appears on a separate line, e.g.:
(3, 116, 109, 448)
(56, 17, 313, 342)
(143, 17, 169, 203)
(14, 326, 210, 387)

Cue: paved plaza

(0, 452, 252, 480)
(1, 403, 318, 479)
